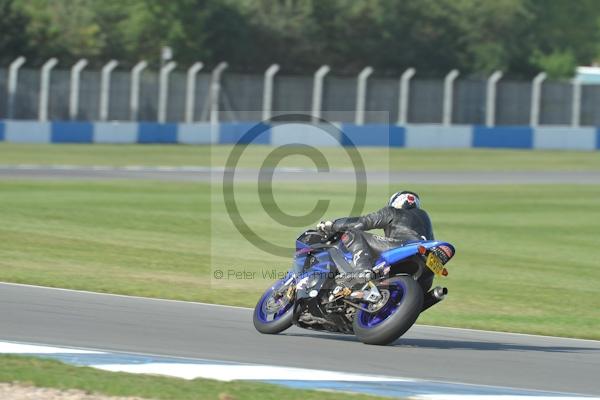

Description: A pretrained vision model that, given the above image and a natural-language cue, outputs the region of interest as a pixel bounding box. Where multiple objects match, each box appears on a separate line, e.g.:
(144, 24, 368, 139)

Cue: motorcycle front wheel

(253, 279, 294, 334)
(353, 275, 423, 345)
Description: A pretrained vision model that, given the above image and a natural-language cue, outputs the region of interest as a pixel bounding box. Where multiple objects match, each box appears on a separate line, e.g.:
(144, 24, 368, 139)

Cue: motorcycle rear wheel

(353, 275, 423, 345)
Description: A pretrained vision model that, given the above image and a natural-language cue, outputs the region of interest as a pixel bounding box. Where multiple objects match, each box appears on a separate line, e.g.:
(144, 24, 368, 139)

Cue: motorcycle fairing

(296, 235, 454, 272)
(378, 241, 454, 265)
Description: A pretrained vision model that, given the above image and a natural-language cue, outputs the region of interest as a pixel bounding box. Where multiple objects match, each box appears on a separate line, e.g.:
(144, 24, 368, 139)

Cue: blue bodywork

(258, 234, 456, 330)
(296, 239, 455, 270)
(379, 240, 454, 265)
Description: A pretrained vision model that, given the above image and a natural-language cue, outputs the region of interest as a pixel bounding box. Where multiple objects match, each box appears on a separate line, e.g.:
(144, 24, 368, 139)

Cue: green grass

(1, 143, 599, 171)
(0, 179, 598, 339)
(0, 355, 384, 400)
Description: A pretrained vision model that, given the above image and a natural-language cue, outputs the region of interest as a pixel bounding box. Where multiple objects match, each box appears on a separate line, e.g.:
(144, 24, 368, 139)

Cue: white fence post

(442, 69, 459, 126)
(311, 65, 330, 123)
(38, 58, 58, 122)
(69, 59, 88, 120)
(530, 72, 547, 127)
(129, 61, 147, 121)
(397, 68, 415, 125)
(210, 62, 229, 126)
(571, 78, 582, 128)
(158, 61, 177, 123)
(7, 56, 26, 119)
(355, 66, 374, 125)
(262, 64, 280, 121)
(99, 60, 118, 121)
(185, 62, 204, 123)
(485, 70, 503, 127)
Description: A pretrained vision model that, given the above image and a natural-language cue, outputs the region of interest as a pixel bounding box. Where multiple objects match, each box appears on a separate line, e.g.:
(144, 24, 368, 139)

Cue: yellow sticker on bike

(426, 253, 444, 276)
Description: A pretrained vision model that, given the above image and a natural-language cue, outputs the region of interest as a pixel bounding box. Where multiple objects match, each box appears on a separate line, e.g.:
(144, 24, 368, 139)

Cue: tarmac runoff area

(0, 165, 599, 184)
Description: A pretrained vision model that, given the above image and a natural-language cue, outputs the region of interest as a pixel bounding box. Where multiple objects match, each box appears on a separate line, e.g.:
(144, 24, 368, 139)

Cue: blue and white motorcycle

(253, 229, 456, 345)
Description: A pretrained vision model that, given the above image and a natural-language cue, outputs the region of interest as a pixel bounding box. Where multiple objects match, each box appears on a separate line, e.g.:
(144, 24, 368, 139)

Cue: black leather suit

(332, 206, 435, 271)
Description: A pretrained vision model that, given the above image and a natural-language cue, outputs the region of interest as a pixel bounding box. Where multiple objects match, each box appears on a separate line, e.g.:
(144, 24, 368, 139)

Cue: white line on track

(0, 339, 240, 365)
(1, 281, 598, 344)
(0, 281, 251, 311)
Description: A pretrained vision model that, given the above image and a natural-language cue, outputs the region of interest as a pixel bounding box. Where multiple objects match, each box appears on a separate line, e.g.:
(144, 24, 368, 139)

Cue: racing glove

(316, 220, 334, 235)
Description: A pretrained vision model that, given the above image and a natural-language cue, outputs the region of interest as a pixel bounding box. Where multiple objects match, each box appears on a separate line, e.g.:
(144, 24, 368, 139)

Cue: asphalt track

(1, 282, 599, 396)
(1, 165, 600, 183)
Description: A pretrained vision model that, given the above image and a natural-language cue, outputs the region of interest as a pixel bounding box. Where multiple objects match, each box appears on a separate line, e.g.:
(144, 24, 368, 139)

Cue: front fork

(272, 274, 296, 300)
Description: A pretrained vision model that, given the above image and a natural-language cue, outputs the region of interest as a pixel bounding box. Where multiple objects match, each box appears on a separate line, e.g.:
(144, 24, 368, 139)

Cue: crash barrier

(0, 120, 599, 150)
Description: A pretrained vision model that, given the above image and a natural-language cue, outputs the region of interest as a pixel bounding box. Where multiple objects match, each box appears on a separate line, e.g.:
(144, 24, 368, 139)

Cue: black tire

(253, 288, 294, 334)
(353, 275, 423, 345)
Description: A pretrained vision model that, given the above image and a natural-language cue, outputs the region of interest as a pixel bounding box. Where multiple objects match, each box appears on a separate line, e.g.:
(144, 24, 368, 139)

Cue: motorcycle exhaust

(421, 286, 448, 312)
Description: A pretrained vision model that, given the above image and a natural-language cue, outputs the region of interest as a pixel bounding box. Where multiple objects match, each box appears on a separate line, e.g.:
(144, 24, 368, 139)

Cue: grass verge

(0, 180, 598, 339)
(0, 355, 383, 400)
(1, 143, 599, 171)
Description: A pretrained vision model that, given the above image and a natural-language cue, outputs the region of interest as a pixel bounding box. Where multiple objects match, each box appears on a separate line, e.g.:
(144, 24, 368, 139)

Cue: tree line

(2, 0, 599, 78)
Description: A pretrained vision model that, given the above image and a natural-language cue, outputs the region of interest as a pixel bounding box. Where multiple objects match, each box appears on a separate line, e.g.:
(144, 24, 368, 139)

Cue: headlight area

(296, 274, 321, 290)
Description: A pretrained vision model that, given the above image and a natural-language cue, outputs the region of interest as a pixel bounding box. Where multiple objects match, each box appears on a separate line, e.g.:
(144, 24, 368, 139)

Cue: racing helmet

(388, 191, 421, 209)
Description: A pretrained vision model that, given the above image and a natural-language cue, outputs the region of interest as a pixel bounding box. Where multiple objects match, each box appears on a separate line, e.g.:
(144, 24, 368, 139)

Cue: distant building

(576, 66, 600, 83)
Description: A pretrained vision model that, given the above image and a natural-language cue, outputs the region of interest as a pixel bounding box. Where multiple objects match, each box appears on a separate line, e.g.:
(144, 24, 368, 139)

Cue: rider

(317, 191, 435, 287)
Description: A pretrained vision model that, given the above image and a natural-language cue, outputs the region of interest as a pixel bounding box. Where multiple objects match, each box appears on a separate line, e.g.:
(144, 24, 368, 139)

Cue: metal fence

(2, 58, 600, 126)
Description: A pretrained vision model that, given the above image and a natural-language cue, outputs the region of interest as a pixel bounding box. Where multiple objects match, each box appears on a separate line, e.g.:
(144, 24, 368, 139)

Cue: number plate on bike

(426, 253, 444, 276)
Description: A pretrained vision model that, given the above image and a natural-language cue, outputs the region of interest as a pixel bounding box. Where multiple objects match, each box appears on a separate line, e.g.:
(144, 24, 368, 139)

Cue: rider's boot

(335, 248, 374, 288)
(333, 229, 377, 289)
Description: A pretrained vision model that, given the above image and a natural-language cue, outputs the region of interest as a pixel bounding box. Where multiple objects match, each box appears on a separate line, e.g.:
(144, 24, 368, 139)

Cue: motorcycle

(253, 229, 456, 345)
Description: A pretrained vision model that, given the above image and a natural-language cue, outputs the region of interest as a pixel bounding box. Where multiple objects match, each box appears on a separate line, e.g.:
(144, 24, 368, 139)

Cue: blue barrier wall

(340, 124, 405, 147)
(51, 122, 94, 143)
(405, 125, 472, 148)
(0, 120, 598, 150)
(178, 123, 214, 144)
(473, 126, 534, 149)
(534, 126, 596, 150)
(138, 123, 178, 143)
(5, 120, 51, 143)
(94, 122, 138, 143)
(271, 123, 341, 147)
(219, 122, 271, 145)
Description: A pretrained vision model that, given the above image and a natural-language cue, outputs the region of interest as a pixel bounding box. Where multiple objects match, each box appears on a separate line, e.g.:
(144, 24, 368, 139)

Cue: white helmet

(388, 191, 421, 209)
